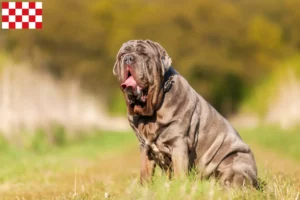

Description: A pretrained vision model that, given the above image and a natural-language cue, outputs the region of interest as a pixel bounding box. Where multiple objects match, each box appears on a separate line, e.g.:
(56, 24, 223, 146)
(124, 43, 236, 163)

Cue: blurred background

(1, 0, 300, 135)
(0, 0, 300, 198)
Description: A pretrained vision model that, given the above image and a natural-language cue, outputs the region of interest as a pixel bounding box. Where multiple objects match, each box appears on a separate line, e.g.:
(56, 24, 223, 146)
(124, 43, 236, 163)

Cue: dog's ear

(113, 59, 124, 83)
(155, 43, 172, 76)
(161, 51, 172, 73)
(113, 47, 123, 79)
(113, 60, 119, 77)
(146, 40, 172, 75)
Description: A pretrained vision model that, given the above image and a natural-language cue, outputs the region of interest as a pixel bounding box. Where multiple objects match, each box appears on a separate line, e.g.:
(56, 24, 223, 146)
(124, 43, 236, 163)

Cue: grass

(0, 131, 135, 185)
(54, 173, 298, 200)
(0, 128, 299, 200)
(239, 126, 300, 161)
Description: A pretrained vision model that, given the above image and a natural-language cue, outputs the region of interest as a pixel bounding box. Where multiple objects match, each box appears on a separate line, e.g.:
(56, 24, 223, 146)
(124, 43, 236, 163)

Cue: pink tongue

(121, 76, 137, 90)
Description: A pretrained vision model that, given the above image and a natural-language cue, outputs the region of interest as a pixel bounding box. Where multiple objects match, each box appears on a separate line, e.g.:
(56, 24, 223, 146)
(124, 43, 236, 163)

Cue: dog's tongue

(121, 76, 137, 90)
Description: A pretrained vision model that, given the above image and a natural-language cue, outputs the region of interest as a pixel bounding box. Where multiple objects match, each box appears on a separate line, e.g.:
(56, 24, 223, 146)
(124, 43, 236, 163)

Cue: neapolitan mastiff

(113, 39, 258, 188)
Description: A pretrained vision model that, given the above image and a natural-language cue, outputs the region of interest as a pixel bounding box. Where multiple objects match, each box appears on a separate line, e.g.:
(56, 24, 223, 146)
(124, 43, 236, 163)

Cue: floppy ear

(113, 60, 119, 77)
(146, 40, 172, 76)
(161, 51, 172, 74)
(113, 59, 124, 83)
(113, 42, 128, 79)
(155, 43, 172, 76)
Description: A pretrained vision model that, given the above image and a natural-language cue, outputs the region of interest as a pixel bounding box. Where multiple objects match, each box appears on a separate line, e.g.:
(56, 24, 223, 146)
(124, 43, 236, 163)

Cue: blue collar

(163, 67, 177, 92)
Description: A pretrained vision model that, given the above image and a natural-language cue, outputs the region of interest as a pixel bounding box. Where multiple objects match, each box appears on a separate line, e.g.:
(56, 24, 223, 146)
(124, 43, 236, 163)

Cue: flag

(1, 2, 42, 29)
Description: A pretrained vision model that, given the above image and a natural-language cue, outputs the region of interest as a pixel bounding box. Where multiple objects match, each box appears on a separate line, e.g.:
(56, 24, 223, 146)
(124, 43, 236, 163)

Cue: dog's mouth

(121, 70, 148, 107)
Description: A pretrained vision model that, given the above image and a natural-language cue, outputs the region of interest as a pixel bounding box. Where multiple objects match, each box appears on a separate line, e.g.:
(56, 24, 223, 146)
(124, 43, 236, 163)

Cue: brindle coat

(113, 40, 258, 188)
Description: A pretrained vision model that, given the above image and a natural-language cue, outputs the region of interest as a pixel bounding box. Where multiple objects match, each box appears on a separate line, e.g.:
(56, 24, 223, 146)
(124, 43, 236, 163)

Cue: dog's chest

(138, 126, 172, 169)
(147, 142, 172, 170)
(131, 117, 173, 169)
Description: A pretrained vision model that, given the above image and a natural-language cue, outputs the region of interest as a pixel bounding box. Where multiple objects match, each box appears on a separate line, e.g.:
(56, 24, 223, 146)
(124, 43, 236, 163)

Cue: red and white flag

(1, 2, 42, 29)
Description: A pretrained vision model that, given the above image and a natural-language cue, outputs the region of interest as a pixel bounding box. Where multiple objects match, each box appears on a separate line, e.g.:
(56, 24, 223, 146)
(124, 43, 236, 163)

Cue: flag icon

(1, 2, 42, 29)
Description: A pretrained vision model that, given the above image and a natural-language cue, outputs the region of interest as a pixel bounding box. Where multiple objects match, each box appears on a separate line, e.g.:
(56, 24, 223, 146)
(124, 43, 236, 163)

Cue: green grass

(0, 130, 135, 183)
(1, 128, 299, 200)
(53, 170, 299, 200)
(239, 126, 300, 161)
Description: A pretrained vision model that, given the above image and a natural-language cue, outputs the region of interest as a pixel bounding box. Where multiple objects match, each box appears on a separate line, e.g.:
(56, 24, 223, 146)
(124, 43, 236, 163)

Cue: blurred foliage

(29, 128, 50, 153)
(2, 0, 300, 115)
(27, 125, 68, 152)
(51, 124, 67, 146)
(0, 134, 9, 151)
(108, 90, 127, 116)
(241, 56, 300, 116)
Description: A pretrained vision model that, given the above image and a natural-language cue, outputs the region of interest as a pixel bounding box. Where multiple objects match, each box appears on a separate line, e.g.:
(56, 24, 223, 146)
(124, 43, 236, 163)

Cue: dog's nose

(121, 76, 137, 91)
(121, 83, 134, 93)
(124, 55, 134, 65)
(121, 83, 128, 90)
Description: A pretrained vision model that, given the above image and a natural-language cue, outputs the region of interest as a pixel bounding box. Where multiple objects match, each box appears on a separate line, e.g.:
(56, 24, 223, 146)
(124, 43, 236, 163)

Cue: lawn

(0, 127, 299, 200)
(239, 126, 300, 161)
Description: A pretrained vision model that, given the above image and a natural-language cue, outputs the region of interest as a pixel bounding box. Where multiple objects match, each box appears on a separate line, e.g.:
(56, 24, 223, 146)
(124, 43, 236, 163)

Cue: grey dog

(113, 39, 258, 188)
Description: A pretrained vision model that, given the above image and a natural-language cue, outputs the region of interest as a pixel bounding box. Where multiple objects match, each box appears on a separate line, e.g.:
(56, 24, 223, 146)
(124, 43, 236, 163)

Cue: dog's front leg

(171, 139, 189, 178)
(140, 146, 156, 184)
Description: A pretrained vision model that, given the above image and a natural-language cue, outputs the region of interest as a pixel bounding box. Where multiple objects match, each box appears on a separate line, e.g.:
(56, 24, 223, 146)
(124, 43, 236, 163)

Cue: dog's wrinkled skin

(113, 40, 258, 188)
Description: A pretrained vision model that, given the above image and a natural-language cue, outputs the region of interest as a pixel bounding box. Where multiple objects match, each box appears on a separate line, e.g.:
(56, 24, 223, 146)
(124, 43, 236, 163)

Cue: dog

(113, 39, 258, 188)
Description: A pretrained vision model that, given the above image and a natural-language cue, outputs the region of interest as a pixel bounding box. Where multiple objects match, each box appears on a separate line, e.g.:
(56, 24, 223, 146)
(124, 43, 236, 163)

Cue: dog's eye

(140, 53, 147, 56)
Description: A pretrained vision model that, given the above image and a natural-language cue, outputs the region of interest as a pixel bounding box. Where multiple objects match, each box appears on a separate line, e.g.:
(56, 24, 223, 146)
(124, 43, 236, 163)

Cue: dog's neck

(163, 67, 177, 93)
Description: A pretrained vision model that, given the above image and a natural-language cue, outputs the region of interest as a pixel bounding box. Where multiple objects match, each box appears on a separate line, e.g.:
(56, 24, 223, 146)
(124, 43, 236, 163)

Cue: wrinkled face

(113, 40, 172, 115)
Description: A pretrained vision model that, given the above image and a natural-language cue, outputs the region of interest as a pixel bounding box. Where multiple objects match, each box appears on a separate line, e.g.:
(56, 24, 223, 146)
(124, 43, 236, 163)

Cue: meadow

(0, 126, 299, 200)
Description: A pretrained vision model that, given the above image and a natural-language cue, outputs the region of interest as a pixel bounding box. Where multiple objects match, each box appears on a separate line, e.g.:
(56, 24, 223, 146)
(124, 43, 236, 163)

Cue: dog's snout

(121, 84, 134, 94)
(124, 55, 134, 65)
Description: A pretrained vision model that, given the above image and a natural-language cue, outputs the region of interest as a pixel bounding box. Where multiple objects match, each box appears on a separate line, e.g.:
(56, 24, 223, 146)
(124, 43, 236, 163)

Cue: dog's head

(113, 40, 172, 116)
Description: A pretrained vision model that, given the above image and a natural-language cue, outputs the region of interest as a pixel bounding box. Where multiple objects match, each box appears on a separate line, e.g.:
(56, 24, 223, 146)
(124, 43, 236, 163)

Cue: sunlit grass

(0, 131, 135, 183)
(52, 171, 299, 200)
(239, 126, 300, 161)
(1, 128, 299, 200)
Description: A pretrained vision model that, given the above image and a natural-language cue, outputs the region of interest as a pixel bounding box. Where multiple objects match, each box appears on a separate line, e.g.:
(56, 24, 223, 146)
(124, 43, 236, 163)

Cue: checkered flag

(1, 2, 42, 29)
